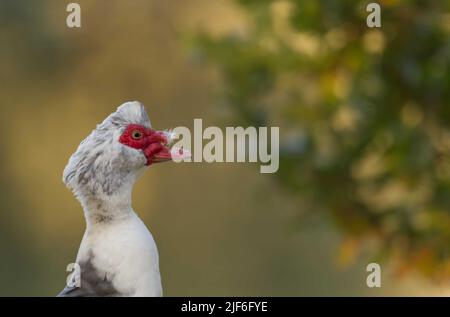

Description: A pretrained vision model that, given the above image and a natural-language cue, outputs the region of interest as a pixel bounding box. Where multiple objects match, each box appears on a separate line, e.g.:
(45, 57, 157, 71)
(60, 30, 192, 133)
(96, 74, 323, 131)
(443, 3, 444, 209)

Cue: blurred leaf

(193, 0, 450, 281)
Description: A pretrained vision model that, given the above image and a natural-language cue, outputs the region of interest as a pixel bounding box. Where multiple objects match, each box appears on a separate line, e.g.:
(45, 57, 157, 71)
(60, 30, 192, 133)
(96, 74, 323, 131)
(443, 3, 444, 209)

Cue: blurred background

(0, 0, 449, 296)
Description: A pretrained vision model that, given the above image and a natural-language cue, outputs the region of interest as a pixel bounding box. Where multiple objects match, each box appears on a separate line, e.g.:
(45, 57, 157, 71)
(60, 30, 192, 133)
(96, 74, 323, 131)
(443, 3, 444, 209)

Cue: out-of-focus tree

(193, 0, 450, 281)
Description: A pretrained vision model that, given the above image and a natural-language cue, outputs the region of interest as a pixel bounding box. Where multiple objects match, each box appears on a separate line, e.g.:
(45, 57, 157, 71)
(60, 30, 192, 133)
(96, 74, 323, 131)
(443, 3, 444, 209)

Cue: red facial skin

(119, 124, 172, 166)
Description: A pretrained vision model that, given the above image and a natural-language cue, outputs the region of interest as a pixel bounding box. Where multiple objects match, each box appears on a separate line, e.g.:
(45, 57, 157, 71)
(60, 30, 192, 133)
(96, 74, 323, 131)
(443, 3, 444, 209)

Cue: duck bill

(153, 146, 191, 163)
(152, 146, 173, 163)
(150, 129, 191, 164)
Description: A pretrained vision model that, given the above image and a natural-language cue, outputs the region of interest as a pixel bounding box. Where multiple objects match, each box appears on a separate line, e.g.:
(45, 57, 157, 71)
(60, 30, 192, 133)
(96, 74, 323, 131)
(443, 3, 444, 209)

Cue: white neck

(73, 179, 163, 296)
(77, 180, 136, 229)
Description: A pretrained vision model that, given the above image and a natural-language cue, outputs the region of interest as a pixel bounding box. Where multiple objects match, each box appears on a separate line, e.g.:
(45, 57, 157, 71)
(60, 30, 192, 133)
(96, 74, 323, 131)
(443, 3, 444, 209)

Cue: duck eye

(131, 130, 143, 140)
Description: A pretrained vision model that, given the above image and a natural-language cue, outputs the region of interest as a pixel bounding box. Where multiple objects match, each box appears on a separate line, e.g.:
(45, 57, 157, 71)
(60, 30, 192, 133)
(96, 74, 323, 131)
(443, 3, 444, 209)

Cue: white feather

(62, 101, 164, 297)
(76, 212, 162, 296)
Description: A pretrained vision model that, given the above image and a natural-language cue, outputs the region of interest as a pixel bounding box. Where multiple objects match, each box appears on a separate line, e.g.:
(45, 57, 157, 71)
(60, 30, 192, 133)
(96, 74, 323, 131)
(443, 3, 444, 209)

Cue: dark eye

(131, 130, 143, 140)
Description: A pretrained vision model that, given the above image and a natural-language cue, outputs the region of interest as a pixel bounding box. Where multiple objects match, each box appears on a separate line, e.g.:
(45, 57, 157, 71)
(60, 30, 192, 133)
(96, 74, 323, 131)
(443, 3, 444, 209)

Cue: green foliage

(194, 0, 450, 280)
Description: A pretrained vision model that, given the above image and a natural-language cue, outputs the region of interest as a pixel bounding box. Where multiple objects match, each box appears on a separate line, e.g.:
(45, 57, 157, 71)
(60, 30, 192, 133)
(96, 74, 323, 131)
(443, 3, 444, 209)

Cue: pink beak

(144, 130, 191, 165)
